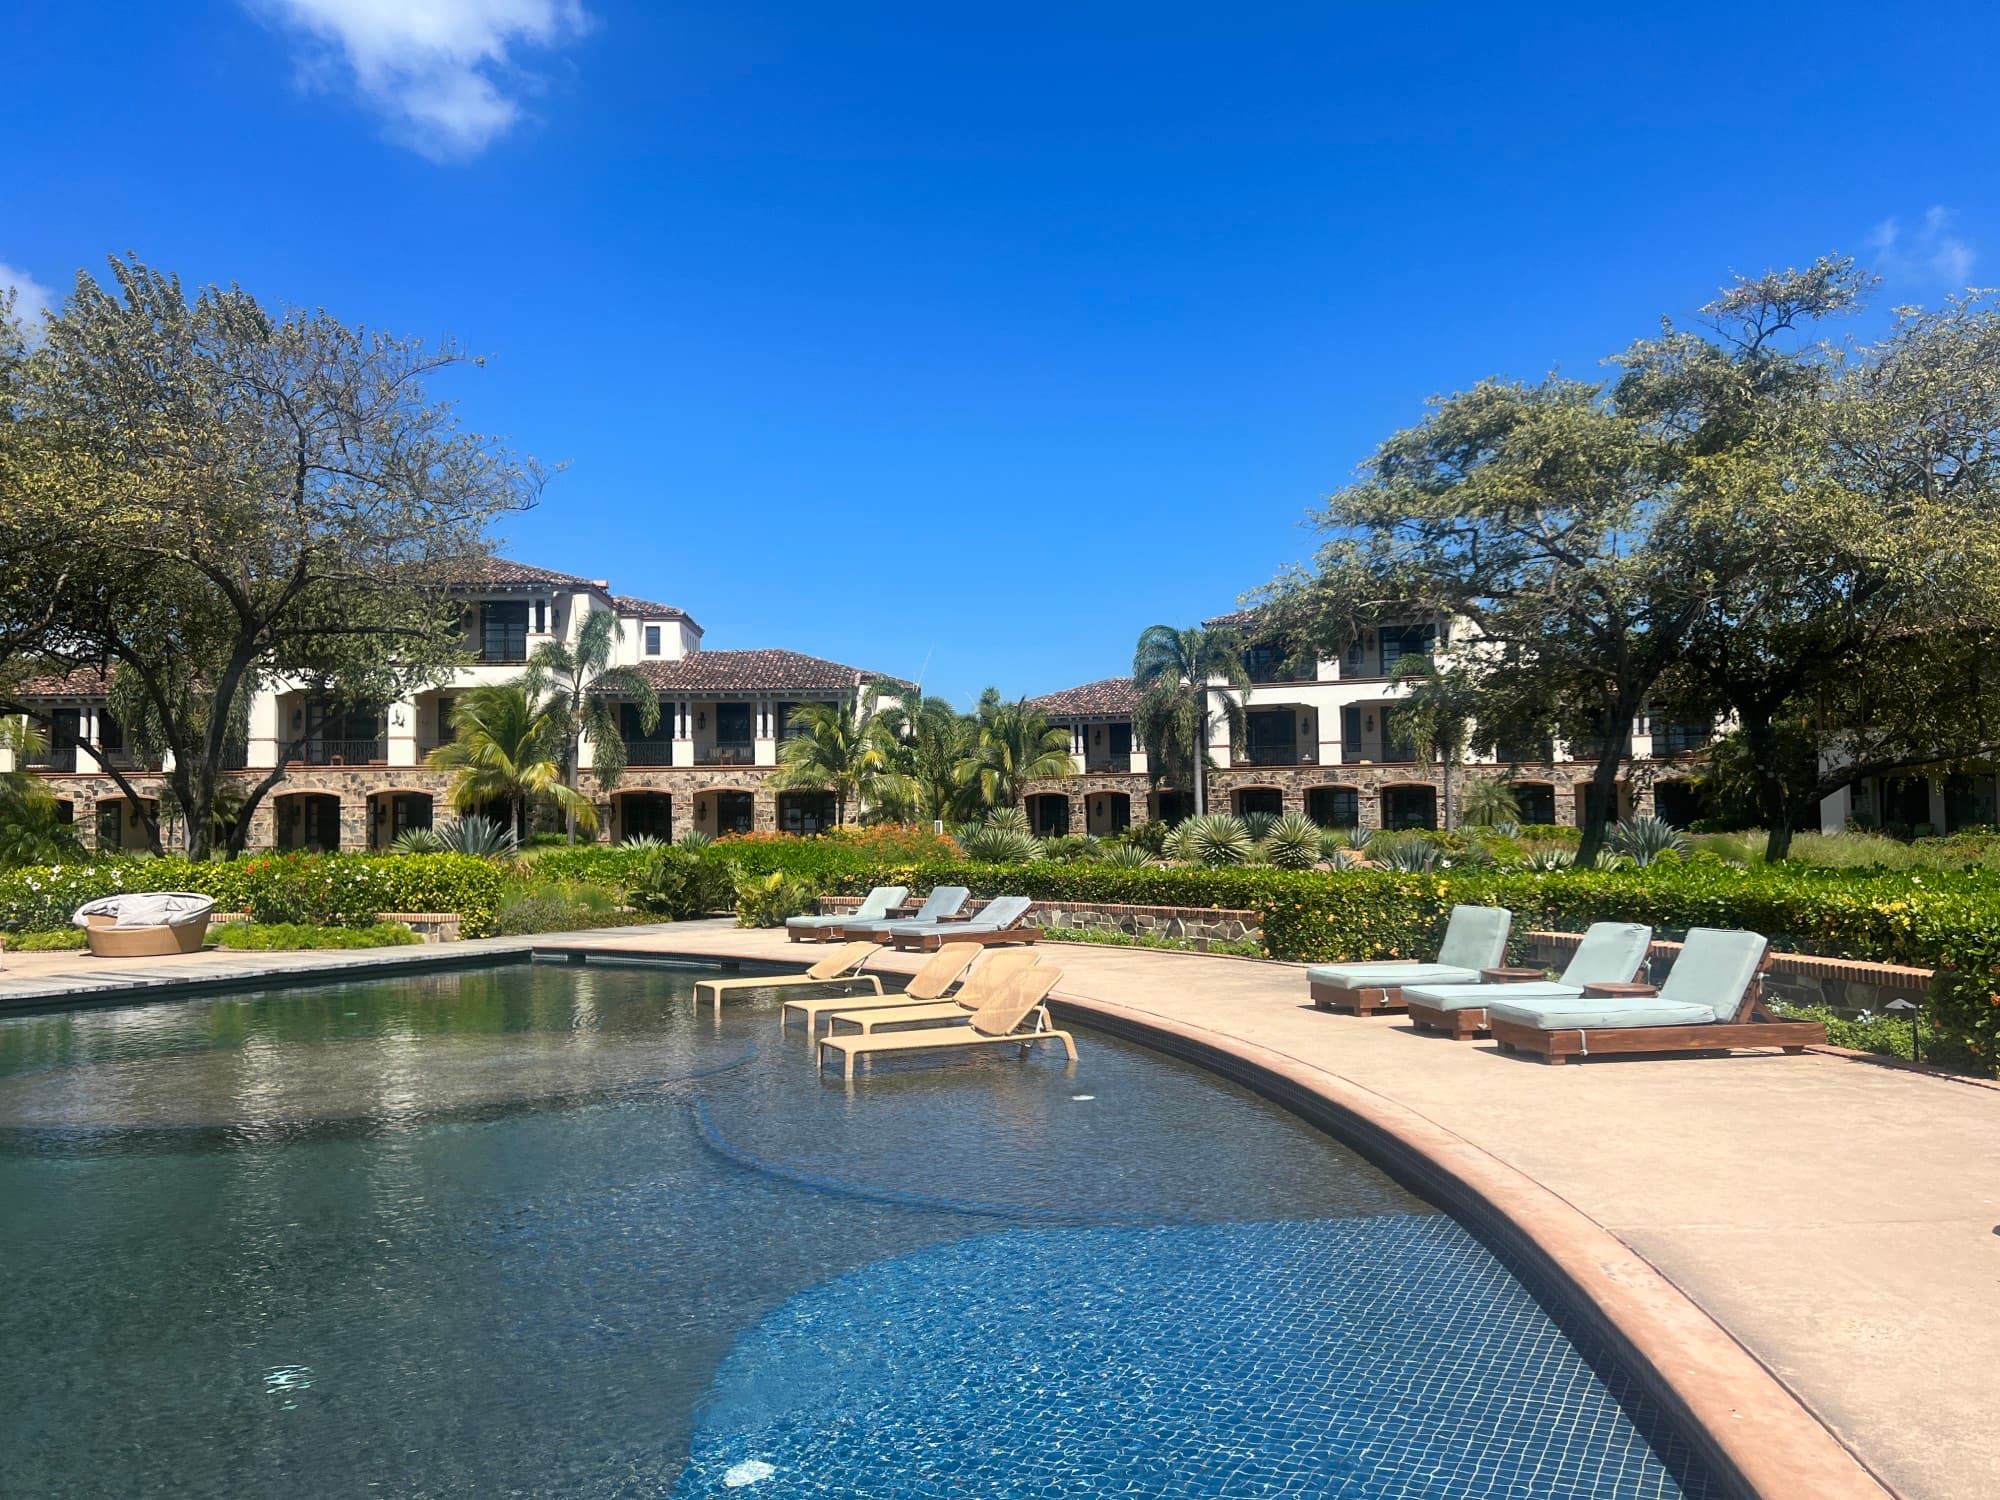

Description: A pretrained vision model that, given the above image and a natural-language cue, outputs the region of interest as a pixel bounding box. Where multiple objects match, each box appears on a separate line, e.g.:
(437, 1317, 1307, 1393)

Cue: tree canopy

(0, 257, 543, 856)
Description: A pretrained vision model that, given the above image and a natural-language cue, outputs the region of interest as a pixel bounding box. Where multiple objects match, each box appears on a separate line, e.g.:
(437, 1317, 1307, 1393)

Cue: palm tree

(522, 609, 659, 843)
(958, 693, 1072, 809)
(873, 693, 979, 826)
(771, 697, 897, 828)
(426, 683, 594, 842)
(1132, 625, 1249, 816)
(1388, 654, 1476, 829)
(0, 719, 81, 866)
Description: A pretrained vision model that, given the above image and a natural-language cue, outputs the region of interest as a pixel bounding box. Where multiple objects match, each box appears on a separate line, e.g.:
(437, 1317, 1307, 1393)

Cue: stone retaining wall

(816, 895, 1261, 952)
(1522, 930, 1932, 1016)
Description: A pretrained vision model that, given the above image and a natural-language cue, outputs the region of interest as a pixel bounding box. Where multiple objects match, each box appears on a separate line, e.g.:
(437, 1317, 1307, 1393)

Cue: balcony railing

(626, 740, 676, 767)
(1651, 727, 1711, 757)
(1084, 754, 1133, 773)
(696, 741, 756, 766)
(292, 739, 388, 766)
(1242, 745, 1307, 767)
(26, 747, 78, 773)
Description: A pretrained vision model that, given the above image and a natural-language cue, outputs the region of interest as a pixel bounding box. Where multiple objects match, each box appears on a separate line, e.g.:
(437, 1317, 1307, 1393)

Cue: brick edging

(1526, 931, 1933, 989)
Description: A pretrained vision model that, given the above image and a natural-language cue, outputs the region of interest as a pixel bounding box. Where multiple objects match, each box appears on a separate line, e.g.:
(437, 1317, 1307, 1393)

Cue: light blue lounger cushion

(871, 886, 973, 932)
(1488, 928, 1769, 1032)
(1402, 979, 1580, 1011)
(1486, 995, 1720, 1029)
(785, 885, 908, 932)
(1559, 921, 1654, 987)
(1434, 905, 1514, 971)
(1309, 962, 1482, 989)
(958, 895, 1033, 930)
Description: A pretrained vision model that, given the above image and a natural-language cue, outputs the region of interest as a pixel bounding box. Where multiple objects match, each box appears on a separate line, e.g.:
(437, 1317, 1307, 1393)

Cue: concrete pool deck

(4, 924, 1993, 1500)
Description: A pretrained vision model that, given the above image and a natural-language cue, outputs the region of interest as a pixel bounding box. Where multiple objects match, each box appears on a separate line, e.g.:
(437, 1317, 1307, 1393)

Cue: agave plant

(1325, 848, 1361, 871)
(437, 815, 520, 858)
(1177, 812, 1257, 866)
(1592, 849, 1636, 871)
(1262, 811, 1324, 870)
(1605, 814, 1693, 867)
(678, 830, 716, 850)
(389, 827, 449, 855)
(960, 824, 1044, 864)
(984, 806, 1034, 836)
(1522, 846, 1575, 870)
(617, 834, 670, 851)
(1377, 836, 1441, 873)
(1100, 843, 1151, 868)
(1342, 825, 1373, 850)
(1240, 811, 1279, 842)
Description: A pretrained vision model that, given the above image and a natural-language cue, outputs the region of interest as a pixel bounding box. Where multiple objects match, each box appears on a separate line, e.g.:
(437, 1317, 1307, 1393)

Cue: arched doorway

(778, 791, 836, 835)
(1305, 786, 1359, 828)
(693, 788, 756, 836)
(1573, 780, 1630, 829)
(1232, 787, 1283, 819)
(1085, 791, 1130, 836)
(1152, 790, 1194, 827)
(1652, 780, 1708, 829)
(367, 790, 433, 850)
(616, 791, 673, 842)
(1025, 793, 1070, 838)
(93, 796, 158, 852)
(275, 792, 342, 851)
(1512, 781, 1557, 826)
(1382, 784, 1438, 830)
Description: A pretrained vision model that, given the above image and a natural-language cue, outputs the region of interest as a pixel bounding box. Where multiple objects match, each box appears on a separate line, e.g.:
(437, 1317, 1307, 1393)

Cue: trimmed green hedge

(0, 854, 509, 937)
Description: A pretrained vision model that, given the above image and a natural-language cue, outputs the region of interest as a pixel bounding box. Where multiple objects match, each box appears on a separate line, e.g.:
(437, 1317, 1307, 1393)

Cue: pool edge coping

(1044, 987, 1899, 1500)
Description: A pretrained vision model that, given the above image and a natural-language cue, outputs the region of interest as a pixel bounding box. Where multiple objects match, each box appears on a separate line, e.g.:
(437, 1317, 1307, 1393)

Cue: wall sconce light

(291, 709, 303, 729)
(697, 711, 707, 731)
(1365, 714, 1375, 731)
(698, 803, 709, 821)
(391, 708, 406, 729)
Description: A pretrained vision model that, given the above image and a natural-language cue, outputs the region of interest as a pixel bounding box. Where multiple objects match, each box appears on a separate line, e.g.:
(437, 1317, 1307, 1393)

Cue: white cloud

(255, 0, 592, 162)
(1866, 206, 1977, 289)
(0, 260, 54, 337)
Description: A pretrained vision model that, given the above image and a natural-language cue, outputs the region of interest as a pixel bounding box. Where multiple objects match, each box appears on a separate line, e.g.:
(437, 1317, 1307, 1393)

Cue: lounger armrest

(1580, 980, 1659, 998)
(1481, 967, 1546, 983)
(933, 913, 973, 922)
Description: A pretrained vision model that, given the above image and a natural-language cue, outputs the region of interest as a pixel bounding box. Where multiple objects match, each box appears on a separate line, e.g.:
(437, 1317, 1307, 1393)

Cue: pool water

(0, 960, 1717, 1497)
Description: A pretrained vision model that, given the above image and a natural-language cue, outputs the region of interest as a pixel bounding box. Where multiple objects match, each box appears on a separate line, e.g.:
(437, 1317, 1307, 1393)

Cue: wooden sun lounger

(691, 941, 884, 1018)
(818, 967, 1076, 1080)
(1406, 922, 1655, 1040)
(890, 923, 1041, 952)
(821, 949, 1042, 1035)
(1404, 967, 1552, 1038)
(780, 942, 982, 1032)
(1306, 905, 1512, 1015)
(1485, 929, 1826, 1064)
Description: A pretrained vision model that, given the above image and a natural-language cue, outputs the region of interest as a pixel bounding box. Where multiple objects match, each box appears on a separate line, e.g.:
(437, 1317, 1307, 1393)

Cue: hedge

(0, 853, 509, 937)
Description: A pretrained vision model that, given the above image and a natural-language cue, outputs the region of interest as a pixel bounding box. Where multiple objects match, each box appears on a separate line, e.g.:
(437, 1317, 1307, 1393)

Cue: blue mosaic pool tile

(672, 1216, 1715, 1499)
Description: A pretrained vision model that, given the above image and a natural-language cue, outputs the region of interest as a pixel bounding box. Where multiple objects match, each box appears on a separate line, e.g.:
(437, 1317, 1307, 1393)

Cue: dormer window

(644, 625, 662, 656)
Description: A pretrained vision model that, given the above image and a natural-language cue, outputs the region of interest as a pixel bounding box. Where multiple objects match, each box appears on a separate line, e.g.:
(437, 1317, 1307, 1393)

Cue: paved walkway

(4, 926, 1993, 1498)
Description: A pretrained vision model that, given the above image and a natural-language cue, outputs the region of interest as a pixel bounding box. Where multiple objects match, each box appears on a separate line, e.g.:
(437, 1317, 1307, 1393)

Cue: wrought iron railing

(626, 740, 676, 766)
(293, 739, 387, 766)
(696, 742, 756, 766)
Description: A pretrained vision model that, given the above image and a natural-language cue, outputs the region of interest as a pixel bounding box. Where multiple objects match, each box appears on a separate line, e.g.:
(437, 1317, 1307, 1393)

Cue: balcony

(1650, 726, 1711, 757)
(1241, 745, 1315, 767)
(696, 741, 756, 767)
(292, 739, 388, 767)
(26, 747, 78, 773)
(626, 739, 676, 767)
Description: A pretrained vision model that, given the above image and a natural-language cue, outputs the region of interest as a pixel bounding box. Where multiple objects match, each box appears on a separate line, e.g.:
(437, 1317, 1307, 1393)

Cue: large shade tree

(0, 257, 541, 856)
(1131, 625, 1249, 817)
(522, 608, 658, 843)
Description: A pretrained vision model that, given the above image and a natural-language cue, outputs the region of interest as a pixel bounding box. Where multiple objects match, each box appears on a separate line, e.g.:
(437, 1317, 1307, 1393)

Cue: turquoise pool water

(0, 960, 1716, 1496)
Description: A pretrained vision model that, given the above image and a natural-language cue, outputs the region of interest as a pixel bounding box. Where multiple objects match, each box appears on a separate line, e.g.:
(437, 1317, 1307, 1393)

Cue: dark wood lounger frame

(1406, 967, 1581, 1041)
(1310, 977, 1415, 1015)
(1485, 966, 1827, 1064)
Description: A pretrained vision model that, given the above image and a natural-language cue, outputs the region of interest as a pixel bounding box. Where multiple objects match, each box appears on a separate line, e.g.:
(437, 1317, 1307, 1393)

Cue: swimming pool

(0, 959, 1717, 1497)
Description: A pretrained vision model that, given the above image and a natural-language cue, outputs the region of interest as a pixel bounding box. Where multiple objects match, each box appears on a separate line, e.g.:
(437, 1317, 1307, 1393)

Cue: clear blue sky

(2, 3, 1991, 707)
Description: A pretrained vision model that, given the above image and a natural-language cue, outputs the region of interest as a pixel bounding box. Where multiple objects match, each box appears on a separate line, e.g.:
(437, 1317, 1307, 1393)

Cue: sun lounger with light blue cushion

(841, 886, 971, 941)
(1307, 905, 1512, 1015)
(1402, 921, 1653, 1040)
(786, 885, 908, 942)
(888, 895, 1038, 951)
(1485, 927, 1824, 1063)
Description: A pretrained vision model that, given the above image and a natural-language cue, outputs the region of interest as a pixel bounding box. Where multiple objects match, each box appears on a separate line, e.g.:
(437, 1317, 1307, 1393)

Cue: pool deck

(5, 925, 1993, 1500)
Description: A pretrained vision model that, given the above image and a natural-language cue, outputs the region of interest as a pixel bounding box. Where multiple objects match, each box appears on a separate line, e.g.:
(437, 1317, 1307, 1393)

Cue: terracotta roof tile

(631, 649, 909, 694)
(612, 594, 692, 621)
(1028, 677, 1140, 715)
(453, 557, 603, 589)
(1202, 607, 1264, 630)
(7, 666, 110, 698)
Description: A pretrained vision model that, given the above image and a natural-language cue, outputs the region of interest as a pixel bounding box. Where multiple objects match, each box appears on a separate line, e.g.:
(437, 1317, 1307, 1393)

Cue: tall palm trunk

(1194, 686, 1209, 816)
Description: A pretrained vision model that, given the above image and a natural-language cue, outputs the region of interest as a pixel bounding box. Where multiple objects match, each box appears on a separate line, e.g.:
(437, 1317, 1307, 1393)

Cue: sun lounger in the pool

(1403, 921, 1653, 1040)
(780, 941, 984, 1032)
(786, 885, 908, 943)
(818, 966, 1075, 1079)
(1307, 905, 1513, 1015)
(842, 886, 970, 941)
(888, 895, 1038, 951)
(820, 948, 1043, 1035)
(1485, 927, 1824, 1064)
(692, 941, 884, 1018)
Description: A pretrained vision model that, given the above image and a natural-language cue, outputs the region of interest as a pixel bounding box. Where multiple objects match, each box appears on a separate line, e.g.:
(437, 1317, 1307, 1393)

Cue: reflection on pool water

(0, 960, 1716, 1497)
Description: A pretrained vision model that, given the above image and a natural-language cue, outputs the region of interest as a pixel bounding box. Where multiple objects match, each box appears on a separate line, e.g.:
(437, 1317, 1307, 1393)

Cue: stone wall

(1521, 930, 1932, 1018)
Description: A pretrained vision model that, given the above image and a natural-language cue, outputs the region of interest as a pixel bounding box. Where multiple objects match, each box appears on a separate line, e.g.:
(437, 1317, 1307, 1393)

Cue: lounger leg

(1055, 1030, 1077, 1062)
(845, 1048, 857, 1080)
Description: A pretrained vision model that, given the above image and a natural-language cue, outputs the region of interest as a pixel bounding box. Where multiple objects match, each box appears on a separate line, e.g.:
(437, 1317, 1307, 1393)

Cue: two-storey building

(5, 559, 903, 851)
